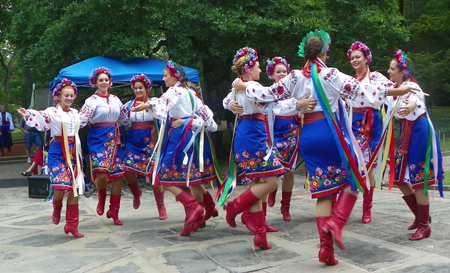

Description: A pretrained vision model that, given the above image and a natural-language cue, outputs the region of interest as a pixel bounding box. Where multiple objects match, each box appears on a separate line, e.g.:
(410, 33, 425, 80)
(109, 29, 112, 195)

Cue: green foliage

(402, 0, 450, 106)
(1, 0, 448, 107)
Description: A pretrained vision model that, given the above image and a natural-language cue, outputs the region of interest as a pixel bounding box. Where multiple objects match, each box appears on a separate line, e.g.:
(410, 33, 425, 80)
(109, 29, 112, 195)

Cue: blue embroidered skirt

(157, 126, 204, 187)
(273, 116, 300, 171)
(87, 125, 124, 180)
(194, 132, 222, 188)
(124, 126, 155, 176)
(352, 109, 382, 166)
(233, 117, 285, 181)
(48, 142, 76, 191)
(393, 117, 443, 189)
(300, 118, 351, 199)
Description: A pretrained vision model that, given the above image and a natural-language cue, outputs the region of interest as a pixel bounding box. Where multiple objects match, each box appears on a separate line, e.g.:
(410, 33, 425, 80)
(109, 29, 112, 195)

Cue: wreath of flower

(394, 49, 413, 78)
(130, 74, 152, 91)
(298, 29, 331, 58)
(52, 78, 78, 103)
(266, 57, 290, 81)
(232, 47, 258, 76)
(347, 41, 372, 64)
(89, 67, 113, 87)
(166, 60, 187, 82)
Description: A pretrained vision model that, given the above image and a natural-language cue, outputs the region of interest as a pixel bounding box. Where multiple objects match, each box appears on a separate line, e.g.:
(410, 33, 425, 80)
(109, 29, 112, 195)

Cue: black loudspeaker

(28, 175, 50, 198)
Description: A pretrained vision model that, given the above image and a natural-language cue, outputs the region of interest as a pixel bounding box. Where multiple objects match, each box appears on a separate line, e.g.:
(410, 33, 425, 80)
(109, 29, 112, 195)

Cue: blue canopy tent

(48, 56, 200, 90)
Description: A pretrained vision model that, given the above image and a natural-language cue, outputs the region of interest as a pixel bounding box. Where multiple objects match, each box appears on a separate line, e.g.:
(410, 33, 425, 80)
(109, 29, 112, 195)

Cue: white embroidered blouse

(145, 85, 217, 132)
(25, 107, 80, 137)
(120, 99, 154, 127)
(251, 66, 389, 116)
(346, 71, 392, 109)
(223, 78, 288, 116)
(393, 81, 426, 121)
(79, 93, 127, 127)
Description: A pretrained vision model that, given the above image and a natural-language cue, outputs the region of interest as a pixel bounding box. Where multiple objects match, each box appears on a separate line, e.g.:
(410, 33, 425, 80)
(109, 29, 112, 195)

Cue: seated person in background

(21, 144, 49, 176)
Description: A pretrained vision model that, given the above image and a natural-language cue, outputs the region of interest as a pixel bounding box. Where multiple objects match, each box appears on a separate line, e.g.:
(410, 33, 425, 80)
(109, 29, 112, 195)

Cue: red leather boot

(253, 210, 271, 250)
(96, 188, 107, 216)
(106, 195, 123, 225)
(316, 217, 338, 266)
(128, 182, 142, 209)
(241, 209, 256, 233)
(176, 190, 204, 236)
(362, 186, 374, 224)
(323, 191, 357, 250)
(0, 148, 4, 156)
(268, 189, 277, 207)
(154, 191, 167, 220)
(203, 191, 218, 221)
(280, 191, 292, 221)
(225, 188, 260, 227)
(409, 204, 431, 240)
(64, 204, 84, 238)
(262, 202, 278, 232)
(52, 198, 63, 225)
(402, 194, 431, 230)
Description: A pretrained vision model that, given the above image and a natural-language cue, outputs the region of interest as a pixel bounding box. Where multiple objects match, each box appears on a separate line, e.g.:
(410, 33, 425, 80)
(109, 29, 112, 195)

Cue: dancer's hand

(234, 79, 246, 92)
(230, 102, 243, 114)
(17, 108, 30, 118)
(171, 118, 184, 129)
(131, 101, 151, 112)
(398, 101, 415, 116)
(297, 95, 317, 111)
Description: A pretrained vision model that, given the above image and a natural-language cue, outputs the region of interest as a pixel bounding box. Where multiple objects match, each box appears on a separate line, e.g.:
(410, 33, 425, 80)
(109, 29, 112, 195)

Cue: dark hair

(304, 36, 324, 60)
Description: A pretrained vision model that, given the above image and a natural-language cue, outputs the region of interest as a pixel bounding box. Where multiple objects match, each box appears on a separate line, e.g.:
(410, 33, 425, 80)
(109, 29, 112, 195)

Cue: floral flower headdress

(53, 78, 77, 103)
(130, 74, 152, 91)
(347, 41, 372, 64)
(298, 29, 331, 58)
(233, 47, 258, 76)
(394, 49, 413, 78)
(89, 67, 113, 87)
(166, 60, 187, 82)
(266, 57, 290, 81)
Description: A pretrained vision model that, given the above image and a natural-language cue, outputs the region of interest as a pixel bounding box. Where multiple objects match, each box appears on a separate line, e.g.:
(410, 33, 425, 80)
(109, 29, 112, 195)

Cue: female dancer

(221, 47, 296, 250)
(388, 49, 444, 240)
(132, 60, 217, 235)
(266, 57, 299, 221)
(347, 41, 391, 223)
(239, 31, 414, 263)
(79, 67, 128, 226)
(17, 79, 85, 237)
(121, 74, 166, 219)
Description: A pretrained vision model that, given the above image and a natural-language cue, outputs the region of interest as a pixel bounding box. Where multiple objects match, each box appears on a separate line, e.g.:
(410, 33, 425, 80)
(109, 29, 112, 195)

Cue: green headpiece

(298, 29, 331, 58)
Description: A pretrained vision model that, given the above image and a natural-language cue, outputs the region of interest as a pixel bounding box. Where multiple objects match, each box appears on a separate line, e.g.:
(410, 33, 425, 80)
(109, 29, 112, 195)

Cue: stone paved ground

(0, 156, 449, 273)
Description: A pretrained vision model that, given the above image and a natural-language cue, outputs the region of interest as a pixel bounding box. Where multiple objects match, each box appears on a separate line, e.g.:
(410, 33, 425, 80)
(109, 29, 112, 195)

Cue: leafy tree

(401, 0, 450, 106)
(4, 0, 421, 105)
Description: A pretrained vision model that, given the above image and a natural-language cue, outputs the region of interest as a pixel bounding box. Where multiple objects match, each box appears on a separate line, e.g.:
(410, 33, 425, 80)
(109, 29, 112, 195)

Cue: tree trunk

(0, 53, 14, 105)
(399, 0, 404, 15)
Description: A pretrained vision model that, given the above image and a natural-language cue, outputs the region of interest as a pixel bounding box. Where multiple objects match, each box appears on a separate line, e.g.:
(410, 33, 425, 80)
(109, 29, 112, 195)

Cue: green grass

(443, 171, 450, 186)
(11, 130, 25, 141)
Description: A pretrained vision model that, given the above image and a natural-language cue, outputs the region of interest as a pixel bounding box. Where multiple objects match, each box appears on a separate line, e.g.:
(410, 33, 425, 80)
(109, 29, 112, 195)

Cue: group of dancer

(17, 63, 221, 238)
(220, 29, 443, 265)
(17, 29, 444, 267)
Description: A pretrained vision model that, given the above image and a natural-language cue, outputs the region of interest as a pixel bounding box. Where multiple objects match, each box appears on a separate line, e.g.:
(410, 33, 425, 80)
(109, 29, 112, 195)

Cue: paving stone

(102, 262, 142, 273)
(392, 264, 450, 273)
(162, 249, 222, 273)
(1, 159, 450, 273)
(8, 234, 75, 247)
